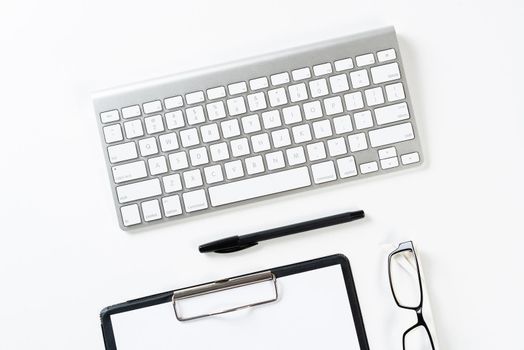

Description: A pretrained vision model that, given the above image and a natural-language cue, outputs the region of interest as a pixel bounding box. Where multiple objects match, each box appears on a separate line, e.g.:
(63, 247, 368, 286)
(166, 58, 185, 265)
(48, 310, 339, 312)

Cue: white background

(1, 0, 523, 349)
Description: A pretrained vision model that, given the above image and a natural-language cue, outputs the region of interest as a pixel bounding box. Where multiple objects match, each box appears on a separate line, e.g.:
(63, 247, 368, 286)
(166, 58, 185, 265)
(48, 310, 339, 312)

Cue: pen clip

(214, 242, 258, 253)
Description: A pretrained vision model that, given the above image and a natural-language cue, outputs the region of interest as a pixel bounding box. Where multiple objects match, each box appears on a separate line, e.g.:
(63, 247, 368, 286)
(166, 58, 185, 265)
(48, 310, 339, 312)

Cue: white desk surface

(1, 0, 523, 349)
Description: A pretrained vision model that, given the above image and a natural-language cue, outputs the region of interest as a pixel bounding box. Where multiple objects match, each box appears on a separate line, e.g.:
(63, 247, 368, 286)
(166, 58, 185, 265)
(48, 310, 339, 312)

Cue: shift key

(117, 179, 161, 203)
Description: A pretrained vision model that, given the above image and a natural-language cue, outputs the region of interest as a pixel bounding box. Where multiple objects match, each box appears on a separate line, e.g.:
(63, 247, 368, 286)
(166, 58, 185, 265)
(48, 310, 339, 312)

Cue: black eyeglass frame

(388, 241, 435, 350)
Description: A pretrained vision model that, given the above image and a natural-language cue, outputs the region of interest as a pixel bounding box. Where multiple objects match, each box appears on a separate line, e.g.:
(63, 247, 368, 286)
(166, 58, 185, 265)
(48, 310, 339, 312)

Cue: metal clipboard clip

(172, 271, 278, 321)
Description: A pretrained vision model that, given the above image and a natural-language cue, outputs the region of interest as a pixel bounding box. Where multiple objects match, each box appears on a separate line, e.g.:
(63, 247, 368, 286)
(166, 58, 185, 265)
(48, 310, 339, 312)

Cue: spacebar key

(208, 167, 311, 207)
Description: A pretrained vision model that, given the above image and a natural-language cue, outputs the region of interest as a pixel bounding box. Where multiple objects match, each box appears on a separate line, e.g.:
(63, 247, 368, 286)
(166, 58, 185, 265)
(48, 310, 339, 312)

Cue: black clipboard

(101, 254, 369, 349)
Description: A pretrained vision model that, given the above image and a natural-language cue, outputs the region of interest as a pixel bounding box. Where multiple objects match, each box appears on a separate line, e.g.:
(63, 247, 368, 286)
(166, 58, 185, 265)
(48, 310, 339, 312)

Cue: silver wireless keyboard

(93, 26, 423, 230)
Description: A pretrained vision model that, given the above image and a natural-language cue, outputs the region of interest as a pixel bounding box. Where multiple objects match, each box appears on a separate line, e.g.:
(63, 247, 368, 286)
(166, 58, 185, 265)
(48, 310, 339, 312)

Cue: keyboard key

(208, 167, 311, 207)
(206, 101, 227, 120)
(245, 155, 265, 175)
(303, 101, 323, 120)
(311, 161, 336, 184)
(291, 67, 311, 81)
(350, 69, 370, 88)
(247, 92, 267, 111)
(221, 119, 241, 138)
(159, 133, 179, 152)
(124, 120, 144, 139)
(282, 105, 302, 124)
(337, 156, 357, 178)
(401, 152, 420, 165)
(186, 91, 205, 104)
(348, 133, 368, 152)
(356, 53, 375, 66)
(183, 169, 203, 188)
(138, 137, 158, 156)
(225, 160, 244, 179)
(385, 82, 405, 102)
(165, 111, 185, 129)
(313, 63, 332, 76)
(371, 63, 401, 84)
(324, 96, 343, 115)
(169, 151, 189, 170)
(122, 105, 141, 119)
(143, 100, 162, 114)
(207, 86, 226, 100)
(344, 91, 364, 111)
(162, 195, 183, 217)
(378, 147, 397, 159)
(201, 123, 220, 142)
(377, 48, 396, 62)
(312, 120, 332, 139)
(231, 138, 250, 157)
(327, 137, 347, 156)
(354, 110, 373, 129)
(227, 96, 247, 116)
(164, 96, 183, 109)
(265, 151, 285, 170)
(329, 74, 350, 93)
(374, 102, 409, 125)
(334, 58, 353, 71)
(108, 142, 138, 163)
(162, 174, 182, 193)
(103, 124, 123, 143)
(121, 204, 141, 226)
(183, 189, 208, 212)
(148, 156, 168, 175)
(100, 110, 119, 123)
(189, 147, 209, 166)
(262, 110, 282, 129)
(116, 178, 162, 203)
(364, 87, 385, 106)
(369, 122, 414, 147)
(186, 106, 206, 125)
(228, 81, 247, 95)
(241, 114, 261, 134)
(112, 161, 147, 183)
(292, 124, 312, 143)
(271, 129, 291, 148)
(360, 161, 378, 174)
(288, 83, 308, 102)
(333, 115, 353, 134)
(142, 199, 161, 221)
(251, 133, 271, 152)
(270, 72, 290, 85)
(380, 157, 399, 169)
(268, 88, 288, 107)
(286, 146, 306, 166)
(249, 77, 269, 90)
(180, 128, 200, 147)
(210, 143, 229, 161)
(309, 78, 329, 98)
(144, 114, 165, 134)
(204, 165, 224, 184)
(307, 142, 326, 161)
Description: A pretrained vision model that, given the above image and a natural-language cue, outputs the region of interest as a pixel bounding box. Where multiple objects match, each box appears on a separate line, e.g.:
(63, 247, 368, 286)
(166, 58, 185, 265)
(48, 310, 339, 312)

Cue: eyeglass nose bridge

(415, 307, 425, 326)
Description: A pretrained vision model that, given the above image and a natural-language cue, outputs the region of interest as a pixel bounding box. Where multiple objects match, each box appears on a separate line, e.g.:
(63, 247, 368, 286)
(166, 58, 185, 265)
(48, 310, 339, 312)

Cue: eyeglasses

(388, 241, 435, 350)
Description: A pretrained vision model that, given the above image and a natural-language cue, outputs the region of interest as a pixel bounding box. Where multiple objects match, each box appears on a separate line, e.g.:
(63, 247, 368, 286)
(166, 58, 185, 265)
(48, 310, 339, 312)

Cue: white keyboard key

(121, 204, 141, 227)
(312, 161, 336, 184)
(401, 152, 420, 165)
(206, 101, 227, 120)
(183, 169, 203, 188)
(350, 69, 370, 88)
(354, 110, 374, 129)
(344, 92, 364, 111)
(307, 142, 327, 161)
(356, 53, 375, 66)
(247, 92, 267, 111)
(228, 81, 247, 95)
(189, 147, 209, 166)
(380, 157, 399, 169)
(117, 178, 161, 203)
(204, 165, 224, 184)
(348, 132, 368, 152)
(377, 48, 396, 62)
(249, 77, 269, 90)
(210, 143, 229, 161)
(313, 63, 332, 76)
(141, 199, 161, 221)
(378, 147, 397, 159)
(180, 128, 200, 147)
(369, 122, 414, 147)
(108, 142, 138, 163)
(162, 195, 182, 217)
(100, 110, 119, 123)
(143, 100, 162, 114)
(186, 91, 204, 104)
(241, 114, 261, 134)
(360, 161, 378, 174)
(165, 111, 185, 129)
(159, 133, 179, 152)
(270, 72, 290, 85)
(225, 160, 244, 179)
(209, 167, 311, 207)
(251, 133, 271, 152)
(312, 120, 333, 139)
(123, 119, 144, 140)
(268, 88, 288, 107)
(162, 174, 182, 193)
(169, 151, 189, 170)
(329, 74, 350, 93)
(183, 189, 208, 212)
(231, 138, 250, 157)
(271, 129, 291, 148)
(138, 137, 158, 156)
(201, 123, 220, 142)
(303, 101, 323, 120)
(122, 105, 141, 119)
(364, 87, 385, 106)
(286, 146, 306, 165)
(145, 114, 165, 134)
(245, 155, 265, 175)
(333, 115, 353, 134)
(337, 156, 357, 178)
(112, 161, 147, 183)
(164, 95, 183, 109)
(385, 82, 405, 102)
(227, 96, 247, 116)
(186, 106, 206, 125)
(291, 67, 311, 81)
(262, 110, 282, 129)
(266, 151, 285, 170)
(309, 78, 329, 98)
(103, 124, 123, 143)
(148, 156, 168, 175)
(207, 86, 226, 100)
(327, 137, 347, 156)
(221, 119, 241, 138)
(371, 63, 401, 84)
(282, 105, 302, 124)
(324, 96, 343, 115)
(334, 58, 353, 71)
(374, 102, 410, 125)
(288, 83, 308, 102)
(292, 124, 312, 143)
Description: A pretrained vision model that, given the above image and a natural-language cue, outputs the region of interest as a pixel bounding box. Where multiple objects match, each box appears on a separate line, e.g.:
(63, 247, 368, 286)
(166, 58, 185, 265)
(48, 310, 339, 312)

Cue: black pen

(199, 210, 365, 254)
